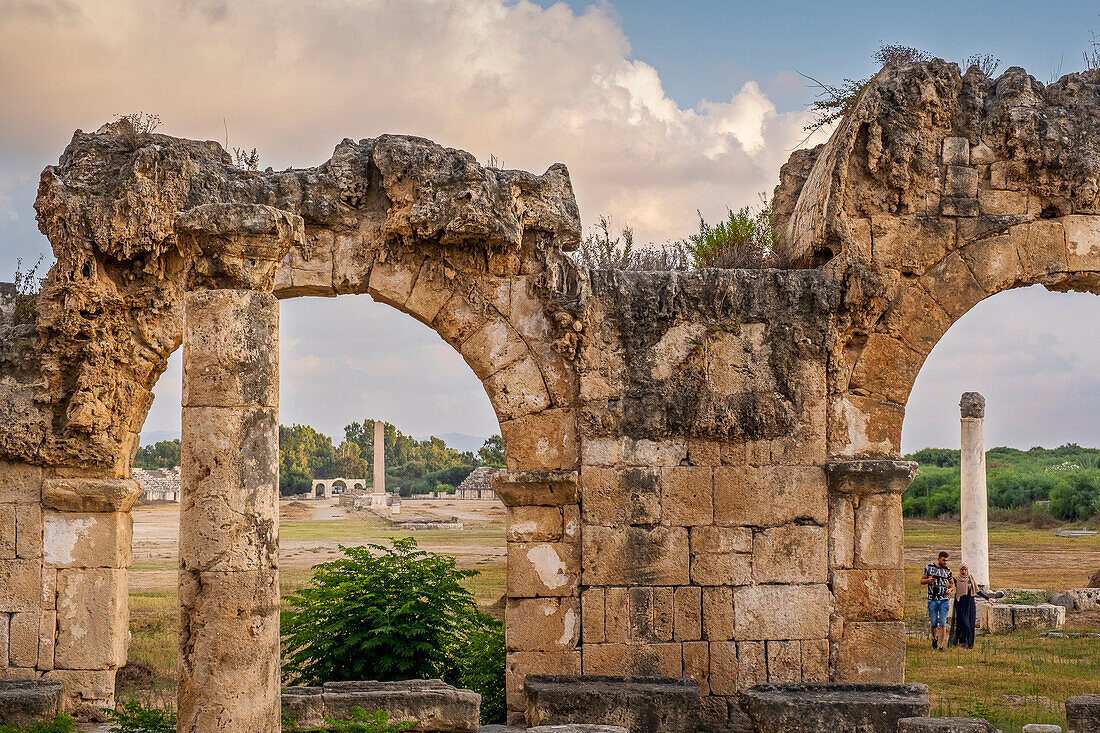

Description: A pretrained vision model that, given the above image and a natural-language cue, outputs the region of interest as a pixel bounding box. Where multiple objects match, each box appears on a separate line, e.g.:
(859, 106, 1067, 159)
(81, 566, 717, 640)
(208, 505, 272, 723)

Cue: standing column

(176, 204, 301, 733)
(373, 420, 386, 502)
(960, 392, 990, 589)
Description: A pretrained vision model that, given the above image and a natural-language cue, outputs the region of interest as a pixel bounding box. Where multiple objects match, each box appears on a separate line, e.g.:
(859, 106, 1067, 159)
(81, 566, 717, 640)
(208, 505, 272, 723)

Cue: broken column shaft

(960, 392, 990, 589)
(176, 204, 301, 733)
(373, 420, 385, 496)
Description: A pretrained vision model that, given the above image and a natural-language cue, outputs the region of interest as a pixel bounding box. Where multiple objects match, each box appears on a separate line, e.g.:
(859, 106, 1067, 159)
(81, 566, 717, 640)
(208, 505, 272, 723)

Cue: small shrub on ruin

(573, 215, 634, 269)
(114, 112, 161, 151)
(281, 539, 506, 722)
(101, 699, 175, 733)
(284, 707, 414, 733)
(1086, 29, 1100, 71)
(12, 255, 43, 326)
(965, 53, 1001, 77)
(233, 146, 261, 171)
(681, 199, 791, 269)
(0, 713, 75, 733)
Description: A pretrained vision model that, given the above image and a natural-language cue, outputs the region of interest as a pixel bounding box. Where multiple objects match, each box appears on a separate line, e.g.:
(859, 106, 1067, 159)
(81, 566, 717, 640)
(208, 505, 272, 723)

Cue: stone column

(960, 392, 990, 589)
(372, 420, 385, 500)
(176, 204, 301, 733)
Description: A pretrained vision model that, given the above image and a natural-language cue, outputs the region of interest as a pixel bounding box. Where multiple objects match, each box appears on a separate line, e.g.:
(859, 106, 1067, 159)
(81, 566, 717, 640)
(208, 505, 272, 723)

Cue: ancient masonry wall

(1, 61, 1099, 725)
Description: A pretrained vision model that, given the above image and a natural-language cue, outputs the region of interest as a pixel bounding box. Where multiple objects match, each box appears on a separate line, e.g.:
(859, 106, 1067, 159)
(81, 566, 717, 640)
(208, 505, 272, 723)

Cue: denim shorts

(927, 598, 951, 627)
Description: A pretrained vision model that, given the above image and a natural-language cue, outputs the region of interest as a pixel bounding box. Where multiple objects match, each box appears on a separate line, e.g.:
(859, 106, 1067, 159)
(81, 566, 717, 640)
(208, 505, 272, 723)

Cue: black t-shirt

(924, 563, 953, 600)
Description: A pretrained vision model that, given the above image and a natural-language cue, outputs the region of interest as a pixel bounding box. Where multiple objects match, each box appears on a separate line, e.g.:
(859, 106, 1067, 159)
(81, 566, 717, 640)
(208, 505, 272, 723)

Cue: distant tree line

(904, 444, 1100, 522)
(134, 424, 507, 497)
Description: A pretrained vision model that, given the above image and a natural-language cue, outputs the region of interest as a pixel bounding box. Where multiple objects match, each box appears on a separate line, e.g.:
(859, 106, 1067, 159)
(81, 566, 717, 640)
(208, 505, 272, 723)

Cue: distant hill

(416, 433, 488, 454)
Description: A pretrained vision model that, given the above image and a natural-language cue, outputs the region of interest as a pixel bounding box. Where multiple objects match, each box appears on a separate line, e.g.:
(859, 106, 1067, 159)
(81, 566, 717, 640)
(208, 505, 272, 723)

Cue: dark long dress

(950, 576, 978, 648)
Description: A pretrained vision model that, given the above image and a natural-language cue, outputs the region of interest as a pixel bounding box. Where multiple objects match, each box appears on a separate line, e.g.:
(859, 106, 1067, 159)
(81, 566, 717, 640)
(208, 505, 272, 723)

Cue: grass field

(122, 505, 1100, 731)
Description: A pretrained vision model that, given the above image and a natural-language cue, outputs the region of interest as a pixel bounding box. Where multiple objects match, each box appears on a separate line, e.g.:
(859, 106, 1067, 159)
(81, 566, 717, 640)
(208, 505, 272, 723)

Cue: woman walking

(949, 563, 988, 648)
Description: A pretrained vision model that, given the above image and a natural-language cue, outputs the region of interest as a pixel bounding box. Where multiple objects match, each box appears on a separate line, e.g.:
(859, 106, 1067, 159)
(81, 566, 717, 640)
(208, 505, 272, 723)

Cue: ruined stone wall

(1, 60, 1099, 725)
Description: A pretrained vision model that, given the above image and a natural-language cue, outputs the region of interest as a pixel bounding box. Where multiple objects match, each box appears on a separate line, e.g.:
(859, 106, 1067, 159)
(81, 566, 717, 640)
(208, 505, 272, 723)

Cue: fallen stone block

(738, 682, 930, 733)
(528, 726, 629, 733)
(898, 717, 997, 732)
(282, 686, 325, 730)
(321, 679, 480, 733)
(1064, 588, 1100, 611)
(1012, 604, 1065, 631)
(1049, 593, 1075, 611)
(1066, 694, 1100, 733)
(524, 675, 699, 733)
(1022, 724, 1063, 733)
(0, 678, 63, 727)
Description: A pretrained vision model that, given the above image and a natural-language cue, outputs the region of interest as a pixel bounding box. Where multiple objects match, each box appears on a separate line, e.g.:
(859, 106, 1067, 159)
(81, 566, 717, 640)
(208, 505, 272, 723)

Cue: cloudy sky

(1, 0, 1098, 451)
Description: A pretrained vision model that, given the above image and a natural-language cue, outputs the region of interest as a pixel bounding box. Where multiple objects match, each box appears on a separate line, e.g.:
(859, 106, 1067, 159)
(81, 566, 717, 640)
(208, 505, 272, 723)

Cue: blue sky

(1, 0, 1098, 451)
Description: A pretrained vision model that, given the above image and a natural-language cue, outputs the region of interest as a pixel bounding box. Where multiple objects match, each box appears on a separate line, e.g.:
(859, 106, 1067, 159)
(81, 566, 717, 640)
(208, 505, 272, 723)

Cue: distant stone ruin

(0, 60, 1098, 728)
(453, 466, 502, 500)
(132, 467, 181, 502)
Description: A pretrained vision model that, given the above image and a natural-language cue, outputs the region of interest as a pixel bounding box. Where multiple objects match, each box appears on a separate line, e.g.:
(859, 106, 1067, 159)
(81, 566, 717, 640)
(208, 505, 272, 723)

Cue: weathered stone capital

(176, 203, 304, 292)
(825, 460, 918, 496)
(960, 392, 985, 419)
(490, 470, 578, 507)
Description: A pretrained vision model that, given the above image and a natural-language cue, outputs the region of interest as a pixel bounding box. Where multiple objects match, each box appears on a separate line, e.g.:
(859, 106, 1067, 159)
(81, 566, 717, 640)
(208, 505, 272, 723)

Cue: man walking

(922, 550, 954, 650)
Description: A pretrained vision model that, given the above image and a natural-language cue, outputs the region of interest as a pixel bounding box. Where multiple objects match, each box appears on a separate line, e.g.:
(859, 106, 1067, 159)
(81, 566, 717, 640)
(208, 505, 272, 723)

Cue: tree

(478, 435, 506, 468)
(133, 440, 181, 469)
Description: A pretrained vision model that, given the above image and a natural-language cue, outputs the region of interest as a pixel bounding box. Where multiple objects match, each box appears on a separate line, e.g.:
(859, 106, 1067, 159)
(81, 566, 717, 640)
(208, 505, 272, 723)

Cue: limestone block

(660, 466, 713, 526)
(0, 506, 14, 558)
(708, 641, 737, 695)
(461, 319, 530, 382)
(733, 584, 832, 641)
(1064, 587, 1100, 610)
(54, 568, 127, 669)
(1013, 603, 1065, 630)
(920, 251, 986, 319)
(736, 640, 767, 689)
(0, 560, 42, 612)
(36, 612, 54, 671)
(624, 438, 687, 467)
(507, 506, 563, 542)
(0, 613, 7, 665)
(500, 409, 577, 472)
(945, 166, 979, 199)
(275, 229, 336, 298)
(180, 406, 278, 572)
(898, 720, 999, 733)
(505, 651, 580, 712)
(702, 587, 734, 641)
(827, 394, 905, 460)
(752, 524, 827, 584)
(581, 525, 688, 586)
(978, 603, 1013, 634)
(563, 505, 579, 540)
(9, 612, 38, 668)
(367, 256, 422, 309)
(800, 638, 829, 682)
(0, 678, 62, 728)
(432, 290, 489, 347)
(627, 587, 653, 641)
(0, 670, 38, 681)
(880, 282, 954, 355)
(1063, 214, 1100, 271)
(970, 143, 995, 165)
(281, 687, 325, 730)
(739, 683, 930, 733)
(403, 262, 456, 326)
(182, 290, 279, 409)
(41, 478, 143, 513)
(942, 198, 979, 217)
(699, 696, 730, 731)
(831, 569, 905, 621)
(41, 569, 55, 609)
(958, 229, 1029, 294)
(505, 597, 579, 652)
(835, 621, 905, 683)
(767, 639, 801, 683)
(871, 216, 955, 273)
(603, 587, 627, 643)
(580, 437, 624, 466)
(581, 588, 604, 643)
(580, 467, 660, 525)
(829, 495, 855, 569)
(691, 551, 752, 586)
(43, 669, 115, 721)
(507, 542, 579, 597)
(0, 463, 42, 505)
(580, 643, 682, 677)
(847, 333, 924, 405)
(323, 679, 480, 733)
(42, 511, 129, 568)
(1015, 220, 1068, 278)
(177, 569, 281, 732)
(331, 230, 373, 294)
(492, 471, 578, 507)
(854, 494, 903, 568)
(1066, 694, 1100, 733)
(653, 587, 673, 641)
(713, 465, 828, 527)
(485, 356, 552, 422)
(682, 640, 710, 695)
(14, 505, 41, 561)
(942, 137, 970, 165)
(978, 187, 1030, 215)
(691, 526, 752, 554)
(673, 586, 701, 641)
(528, 727, 627, 733)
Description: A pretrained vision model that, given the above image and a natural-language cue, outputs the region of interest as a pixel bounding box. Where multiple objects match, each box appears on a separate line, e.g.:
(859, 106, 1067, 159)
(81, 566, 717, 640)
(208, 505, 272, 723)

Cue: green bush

(406, 465, 475, 495)
(102, 700, 176, 733)
(280, 466, 314, 496)
(1049, 471, 1100, 521)
(281, 539, 506, 724)
(0, 713, 75, 733)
